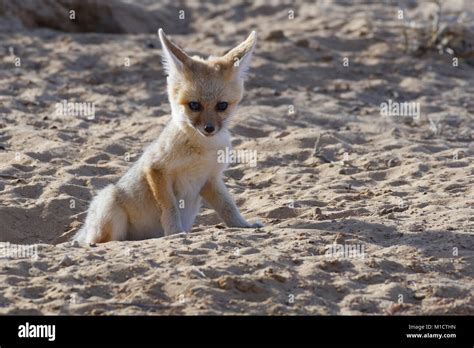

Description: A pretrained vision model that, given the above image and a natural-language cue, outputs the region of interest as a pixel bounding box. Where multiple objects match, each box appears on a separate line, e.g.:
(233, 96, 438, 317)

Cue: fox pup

(74, 29, 262, 244)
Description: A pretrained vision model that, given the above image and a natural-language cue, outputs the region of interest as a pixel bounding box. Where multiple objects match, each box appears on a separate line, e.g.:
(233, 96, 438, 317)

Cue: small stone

(265, 30, 285, 41)
(59, 255, 74, 267)
(271, 273, 287, 283)
(217, 276, 233, 290)
(313, 208, 328, 220)
(386, 303, 404, 315)
(334, 233, 345, 244)
(387, 158, 400, 167)
(295, 38, 309, 47)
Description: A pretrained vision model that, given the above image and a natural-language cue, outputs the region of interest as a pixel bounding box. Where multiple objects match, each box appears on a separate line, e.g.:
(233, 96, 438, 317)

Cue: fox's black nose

(204, 123, 215, 134)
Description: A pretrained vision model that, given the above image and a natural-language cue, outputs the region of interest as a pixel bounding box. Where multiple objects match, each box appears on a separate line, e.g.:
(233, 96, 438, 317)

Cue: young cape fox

(74, 29, 262, 244)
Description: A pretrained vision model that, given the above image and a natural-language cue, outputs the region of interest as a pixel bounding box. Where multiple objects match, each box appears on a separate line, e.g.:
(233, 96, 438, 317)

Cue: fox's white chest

(172, 151, 225, 230)
(174, 163, 209, 198)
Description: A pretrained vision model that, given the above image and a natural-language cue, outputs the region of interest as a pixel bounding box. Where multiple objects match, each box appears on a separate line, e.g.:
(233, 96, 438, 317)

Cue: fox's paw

(165, 229, 187, 237)
(246, 220, 264, 229)
(166, 231, 188, 240)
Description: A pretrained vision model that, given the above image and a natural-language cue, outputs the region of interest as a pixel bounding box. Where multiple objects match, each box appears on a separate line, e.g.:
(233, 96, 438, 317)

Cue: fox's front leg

(201, 176, 263, 228)
(145, 167, 184, 236)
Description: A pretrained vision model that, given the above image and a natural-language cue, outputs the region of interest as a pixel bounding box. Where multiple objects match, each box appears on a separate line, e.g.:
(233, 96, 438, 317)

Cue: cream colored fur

(74, 29, 262, 244)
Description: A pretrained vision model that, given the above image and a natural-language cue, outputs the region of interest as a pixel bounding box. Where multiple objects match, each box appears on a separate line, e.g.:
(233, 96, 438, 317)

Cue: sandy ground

(0, 0, 473, 315)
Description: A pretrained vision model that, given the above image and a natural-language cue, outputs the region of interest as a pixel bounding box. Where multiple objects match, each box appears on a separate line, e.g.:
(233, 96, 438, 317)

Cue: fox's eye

(188, 101, 202, 112)
(216, 102, 228, 112)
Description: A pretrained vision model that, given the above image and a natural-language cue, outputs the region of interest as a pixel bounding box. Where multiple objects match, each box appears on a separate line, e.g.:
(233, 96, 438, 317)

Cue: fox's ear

(223, 31, 257, 79)
(158, 28, 191, 76)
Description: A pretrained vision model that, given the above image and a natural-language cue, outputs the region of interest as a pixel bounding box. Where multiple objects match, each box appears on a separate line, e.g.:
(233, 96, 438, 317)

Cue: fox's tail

(73, 184, 128, 244)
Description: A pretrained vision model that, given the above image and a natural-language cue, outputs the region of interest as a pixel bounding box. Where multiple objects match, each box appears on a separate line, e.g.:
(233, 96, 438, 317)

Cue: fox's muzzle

(204, 123, 215, 135)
